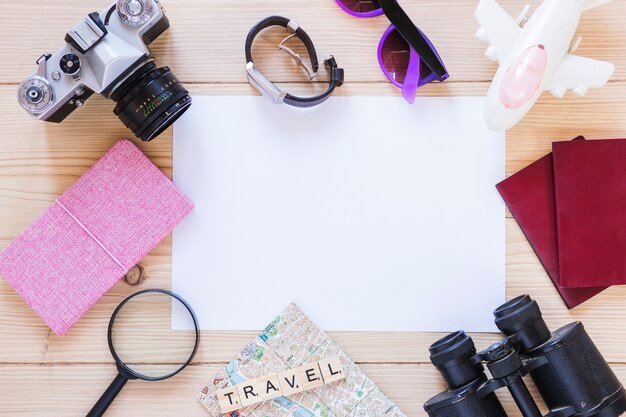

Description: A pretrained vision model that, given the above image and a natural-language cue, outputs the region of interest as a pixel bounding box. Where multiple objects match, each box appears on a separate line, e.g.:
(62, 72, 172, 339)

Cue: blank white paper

(172, 96, 505, 332)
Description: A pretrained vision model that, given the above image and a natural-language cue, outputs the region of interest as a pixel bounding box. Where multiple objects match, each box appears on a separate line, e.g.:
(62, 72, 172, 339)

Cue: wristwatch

(245, 16, 344, 108)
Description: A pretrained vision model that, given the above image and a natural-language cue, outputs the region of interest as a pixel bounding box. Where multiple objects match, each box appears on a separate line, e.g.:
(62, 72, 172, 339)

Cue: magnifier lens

(109, 291, 198, 379)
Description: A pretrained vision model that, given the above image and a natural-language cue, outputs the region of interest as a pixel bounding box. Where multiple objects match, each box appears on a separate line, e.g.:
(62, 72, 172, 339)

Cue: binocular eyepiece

(425, 295, 626, 417)
(493, 294, 551, 353)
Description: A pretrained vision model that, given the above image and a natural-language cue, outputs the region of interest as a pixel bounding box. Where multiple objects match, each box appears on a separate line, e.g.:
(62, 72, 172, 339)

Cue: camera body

(425, 295, 626, 417)
(18, 0, 191, 141)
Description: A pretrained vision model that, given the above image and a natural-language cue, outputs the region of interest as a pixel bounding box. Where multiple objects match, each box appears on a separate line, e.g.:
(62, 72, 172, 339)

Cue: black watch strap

(245, 16, 319, 72)
(245, 16, 344, 108)
(283, 57, 344, 108)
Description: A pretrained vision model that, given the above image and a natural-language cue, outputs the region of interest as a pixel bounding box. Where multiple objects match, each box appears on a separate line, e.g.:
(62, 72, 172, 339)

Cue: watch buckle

(246, 62, 286, 104)
(278, 33, 321, 81)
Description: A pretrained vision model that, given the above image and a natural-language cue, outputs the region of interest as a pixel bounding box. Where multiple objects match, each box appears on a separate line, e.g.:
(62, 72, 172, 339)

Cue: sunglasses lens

(380, 29, 434, 85)
(380, 29, 410, 84)
(337, 0, 380, 13)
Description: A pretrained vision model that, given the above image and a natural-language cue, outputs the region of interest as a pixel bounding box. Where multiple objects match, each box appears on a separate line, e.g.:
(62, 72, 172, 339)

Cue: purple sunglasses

(335, 0, 448, 103)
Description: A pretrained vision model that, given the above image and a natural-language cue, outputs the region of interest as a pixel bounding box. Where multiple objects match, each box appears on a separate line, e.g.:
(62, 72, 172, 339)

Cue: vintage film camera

(425, 295, 626, 417)
(17, 0, 191, 141)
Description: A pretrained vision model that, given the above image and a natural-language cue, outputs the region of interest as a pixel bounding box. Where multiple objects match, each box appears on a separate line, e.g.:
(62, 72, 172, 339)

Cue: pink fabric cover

(0, 140, 193, 336)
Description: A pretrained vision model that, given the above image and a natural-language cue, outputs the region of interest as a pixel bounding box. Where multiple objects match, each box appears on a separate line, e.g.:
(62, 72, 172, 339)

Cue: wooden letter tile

(318, 355, 346, 384)
(297, 363, 324, 390)
(256, 373, 283, 401)
(277, 368, 304, 396)
(236, 379, 261, 407)
(216, 386, 242, 413)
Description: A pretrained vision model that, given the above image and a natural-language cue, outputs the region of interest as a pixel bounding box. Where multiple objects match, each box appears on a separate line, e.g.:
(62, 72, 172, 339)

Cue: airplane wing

(475, 0, 522, 65)
(547, 54, 615, 98)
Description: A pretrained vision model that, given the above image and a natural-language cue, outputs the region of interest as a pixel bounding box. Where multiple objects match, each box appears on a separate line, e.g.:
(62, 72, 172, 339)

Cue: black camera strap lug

(36, 53, 52, 78)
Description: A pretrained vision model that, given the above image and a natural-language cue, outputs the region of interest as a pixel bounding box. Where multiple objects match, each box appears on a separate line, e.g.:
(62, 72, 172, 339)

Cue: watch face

(18, 76, 54, 114)
(117, 0, 154, 26)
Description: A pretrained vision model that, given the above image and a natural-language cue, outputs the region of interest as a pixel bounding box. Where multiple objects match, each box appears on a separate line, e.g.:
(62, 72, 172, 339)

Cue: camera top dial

(60, 54, 81, 75)
(18, 77, 53, 114)
(117, 0, 153, 26)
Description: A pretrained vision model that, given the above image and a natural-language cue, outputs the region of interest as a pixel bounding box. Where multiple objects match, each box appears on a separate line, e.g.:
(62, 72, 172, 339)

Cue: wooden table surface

(1, 1, 626, 416)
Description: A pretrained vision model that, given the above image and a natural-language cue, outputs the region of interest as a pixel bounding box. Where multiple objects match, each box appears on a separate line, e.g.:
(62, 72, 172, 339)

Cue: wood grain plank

(0, 363, 625, 417)
(2, 76, 626, 364)
(506, 82, 626, 175)
(2, 0, 626, 416)
(1, 217, 626, 364)
(2, 79, 626, 184)
(1, 0, 625, 84)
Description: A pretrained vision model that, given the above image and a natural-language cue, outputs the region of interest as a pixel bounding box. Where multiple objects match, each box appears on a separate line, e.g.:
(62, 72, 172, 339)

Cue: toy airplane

(475, 0, 615, 131)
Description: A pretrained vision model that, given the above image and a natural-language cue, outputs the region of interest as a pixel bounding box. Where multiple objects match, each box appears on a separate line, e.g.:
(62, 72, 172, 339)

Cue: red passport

(496, 137, 606, 308)
(554, 139, 626, 288)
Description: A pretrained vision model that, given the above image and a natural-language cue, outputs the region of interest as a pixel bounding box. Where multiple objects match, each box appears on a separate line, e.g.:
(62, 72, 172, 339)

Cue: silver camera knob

(117, 0, 153, 26)
(18, 77, 54, 114)
(60, 53, 81, 79)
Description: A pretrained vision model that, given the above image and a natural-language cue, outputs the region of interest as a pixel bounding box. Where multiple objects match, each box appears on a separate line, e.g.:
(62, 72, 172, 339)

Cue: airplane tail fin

(583, 0, 613, 11)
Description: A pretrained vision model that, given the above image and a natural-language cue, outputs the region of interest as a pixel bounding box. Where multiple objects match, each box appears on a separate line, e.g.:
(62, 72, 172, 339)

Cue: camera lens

(429, 331, 484, 389)
(112, 62, 191, 142)
(494, 295, 551, 353)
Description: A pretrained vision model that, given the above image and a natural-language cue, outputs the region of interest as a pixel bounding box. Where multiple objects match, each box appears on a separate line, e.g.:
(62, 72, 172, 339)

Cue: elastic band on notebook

(55, 199, 127, 271)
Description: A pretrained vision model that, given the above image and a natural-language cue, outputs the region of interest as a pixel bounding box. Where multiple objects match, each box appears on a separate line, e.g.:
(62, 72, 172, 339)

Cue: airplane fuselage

(485, 0, 586, 130)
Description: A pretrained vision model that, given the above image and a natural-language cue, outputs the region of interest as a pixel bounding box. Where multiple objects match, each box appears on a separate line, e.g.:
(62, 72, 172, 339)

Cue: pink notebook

(0, 140, 193, 335)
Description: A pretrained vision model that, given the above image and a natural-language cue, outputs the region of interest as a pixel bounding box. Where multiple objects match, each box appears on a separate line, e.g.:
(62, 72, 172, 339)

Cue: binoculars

(424, 295, 626, 417)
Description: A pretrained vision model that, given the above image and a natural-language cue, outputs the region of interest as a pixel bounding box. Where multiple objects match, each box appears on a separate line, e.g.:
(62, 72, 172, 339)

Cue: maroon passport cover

(554, 138, 626, 288)
(496, 137, 605, 308)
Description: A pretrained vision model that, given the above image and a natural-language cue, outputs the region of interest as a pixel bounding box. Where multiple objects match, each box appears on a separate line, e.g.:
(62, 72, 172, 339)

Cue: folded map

(196, 303, 408, 417)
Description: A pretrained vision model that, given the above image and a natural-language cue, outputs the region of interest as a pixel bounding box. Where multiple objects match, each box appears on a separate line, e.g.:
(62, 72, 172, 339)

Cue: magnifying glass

(86, 289, 200, 417)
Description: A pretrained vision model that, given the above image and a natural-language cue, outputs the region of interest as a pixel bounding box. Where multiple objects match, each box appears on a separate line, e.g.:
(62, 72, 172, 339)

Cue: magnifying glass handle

(86, 372, 129, 417)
